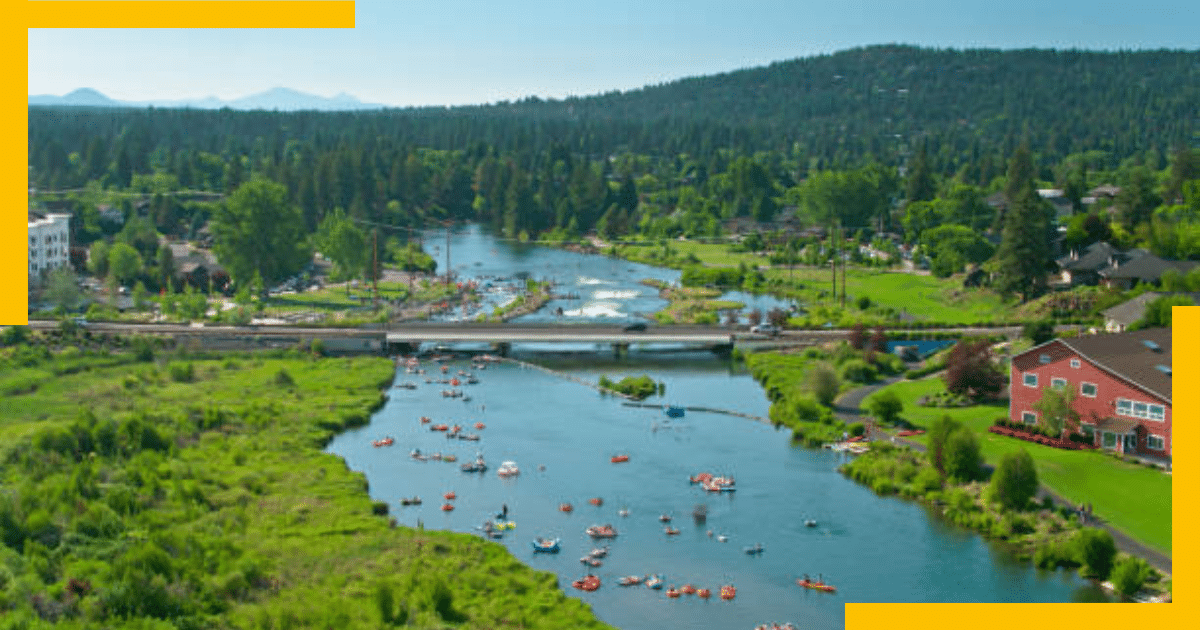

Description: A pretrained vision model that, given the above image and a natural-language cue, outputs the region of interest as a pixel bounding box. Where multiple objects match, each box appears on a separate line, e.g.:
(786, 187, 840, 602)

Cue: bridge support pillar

(493, 342, 511, 357)
(612, 342, 629, 359)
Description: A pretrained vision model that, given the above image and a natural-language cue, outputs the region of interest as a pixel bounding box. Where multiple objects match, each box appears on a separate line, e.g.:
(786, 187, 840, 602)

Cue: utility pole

(830, 222, 837, 302)
(841, 225, 847, 309)
(444, 221, 452, 286)
(372, 229, 379, 305)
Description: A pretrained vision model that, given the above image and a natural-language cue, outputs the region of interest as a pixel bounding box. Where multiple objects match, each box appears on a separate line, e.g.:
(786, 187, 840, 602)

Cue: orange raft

(572, 575, 601, 591)
(665, 587, 681, 598)
(696, 588, 711, 599)
(796, 579, 836, 593)
(559, 503, 574, 513)
(443, 491, 456, 500)
(441, 503, 454, 511)
(680, 584, 697, 595)
(611, 454, 630, 463)
(588, 497, 603, 506)
(372, 437, 394, 447)
(719, 585, 737, 600)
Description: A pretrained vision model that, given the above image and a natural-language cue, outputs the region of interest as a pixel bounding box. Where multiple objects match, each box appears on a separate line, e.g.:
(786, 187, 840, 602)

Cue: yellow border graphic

(10, 3, 1183, 630)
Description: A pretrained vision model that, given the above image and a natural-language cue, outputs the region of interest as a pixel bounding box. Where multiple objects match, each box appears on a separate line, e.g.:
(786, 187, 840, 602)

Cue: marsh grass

(0, 343, 614, 629)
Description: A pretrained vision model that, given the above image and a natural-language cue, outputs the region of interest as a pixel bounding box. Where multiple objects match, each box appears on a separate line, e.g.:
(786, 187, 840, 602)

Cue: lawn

(615, 240, 1019, 324)
(862, 377, 1173, 554)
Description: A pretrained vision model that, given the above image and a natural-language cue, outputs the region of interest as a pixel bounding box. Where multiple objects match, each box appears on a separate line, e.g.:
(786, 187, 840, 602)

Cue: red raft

(572, 575, 601, 591)
(796, 578, 836, 593)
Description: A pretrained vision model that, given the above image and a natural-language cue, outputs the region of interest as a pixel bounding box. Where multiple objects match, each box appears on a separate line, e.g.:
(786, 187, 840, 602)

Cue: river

(325, 226, 1108, 630)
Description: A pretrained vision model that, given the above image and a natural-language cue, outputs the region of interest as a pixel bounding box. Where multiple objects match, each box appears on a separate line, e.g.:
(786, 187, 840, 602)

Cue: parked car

(750, 324, 779, 336)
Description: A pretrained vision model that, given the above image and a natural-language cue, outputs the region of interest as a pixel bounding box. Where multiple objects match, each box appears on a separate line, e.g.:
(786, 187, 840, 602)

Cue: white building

(28, 211, 71, 286)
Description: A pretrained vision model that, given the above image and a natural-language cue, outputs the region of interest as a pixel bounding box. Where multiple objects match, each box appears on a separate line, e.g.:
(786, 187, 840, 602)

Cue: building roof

(1048, 328, 1173, 402)
(1098, 253, 1199, 283)
(1102, 292, 1200, 328)
(1090, 184, 1122, 198)
(1095, 416, 1142, 434)
(1056, 241, 1122, 272)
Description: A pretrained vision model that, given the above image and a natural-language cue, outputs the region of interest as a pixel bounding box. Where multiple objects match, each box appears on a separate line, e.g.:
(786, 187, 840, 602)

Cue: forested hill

(490, 45, 1200, 162)
(29, 45, 1200, 183)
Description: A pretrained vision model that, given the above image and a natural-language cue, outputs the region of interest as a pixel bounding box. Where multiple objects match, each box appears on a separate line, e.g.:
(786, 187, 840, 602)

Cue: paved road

(834, 379, 1173, 575)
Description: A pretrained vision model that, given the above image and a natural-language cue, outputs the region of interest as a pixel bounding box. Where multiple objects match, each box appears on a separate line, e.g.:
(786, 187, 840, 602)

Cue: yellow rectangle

(24, 1, 356, 29)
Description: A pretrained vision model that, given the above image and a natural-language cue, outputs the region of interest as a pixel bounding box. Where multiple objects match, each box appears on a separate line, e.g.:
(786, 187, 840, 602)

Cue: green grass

(616, 241, 1019, 324)
(862, 377, 1172, 554)
(0, 341, 614, 629)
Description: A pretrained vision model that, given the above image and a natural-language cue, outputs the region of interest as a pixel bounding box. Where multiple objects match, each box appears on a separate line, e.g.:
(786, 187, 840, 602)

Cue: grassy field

(0, 337, 613, 629)
(616, 240, 1018, 324)
(861, 377, 1172, 554)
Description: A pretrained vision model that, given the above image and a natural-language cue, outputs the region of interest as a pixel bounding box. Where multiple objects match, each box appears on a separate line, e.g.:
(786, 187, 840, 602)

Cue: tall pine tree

(993, 144, 1051, 302)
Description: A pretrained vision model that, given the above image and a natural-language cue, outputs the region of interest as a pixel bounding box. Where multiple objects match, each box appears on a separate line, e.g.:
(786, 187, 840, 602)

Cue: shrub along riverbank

(839, 442, 1169, 600)
(0, 329, 614, 629)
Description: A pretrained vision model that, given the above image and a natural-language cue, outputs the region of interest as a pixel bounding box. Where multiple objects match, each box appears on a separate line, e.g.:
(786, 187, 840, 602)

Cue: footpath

(834, 378, 1173, 577)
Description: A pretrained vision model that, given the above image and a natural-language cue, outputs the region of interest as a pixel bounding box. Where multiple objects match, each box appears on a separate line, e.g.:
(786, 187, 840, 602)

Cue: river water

(326, 226, 1107, 630)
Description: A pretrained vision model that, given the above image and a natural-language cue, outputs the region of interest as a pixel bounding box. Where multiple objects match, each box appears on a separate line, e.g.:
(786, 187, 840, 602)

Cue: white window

(1117, 399, 1132, 416)
(1070, 359, 1081, 368)
(1051, 377, 1067, 389)
(1133, 402, 1148, 419)
(1023, 373, 1038, 387)
(1147, 435, 1165, 450)
(1081, 382, 1097, 397)
(1149, 404, 1165, 422)
(1022, 411, 1037, 425)
(1039, 354, 1051, 364)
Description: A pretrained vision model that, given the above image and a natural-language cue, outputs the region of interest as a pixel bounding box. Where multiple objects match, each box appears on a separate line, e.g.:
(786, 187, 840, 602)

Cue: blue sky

(27, 0, 1200, 107)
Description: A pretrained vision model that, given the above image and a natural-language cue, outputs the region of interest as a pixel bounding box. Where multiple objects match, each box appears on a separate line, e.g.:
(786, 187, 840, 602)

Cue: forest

(26, 45, 1200, 301)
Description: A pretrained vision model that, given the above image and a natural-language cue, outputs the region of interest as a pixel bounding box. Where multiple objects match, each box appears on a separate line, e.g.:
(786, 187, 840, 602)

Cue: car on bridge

(750, 324, 779, 336)
(623, 322, 648, 332)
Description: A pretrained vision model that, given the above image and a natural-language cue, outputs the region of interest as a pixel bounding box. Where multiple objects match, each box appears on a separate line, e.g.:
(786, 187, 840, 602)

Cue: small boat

(442, 454, 457, 463)
(431, 424, 449, 432)
(572, 575, 601, 592)
(797, 577, 836, 593)
(645, 575, 664, 590)
(429, 452, 443, 461)
(531, 537, 560, 553)
(474, 422, 486, 430)
(450, 378, 461, 386)
(420, 416, 431, 424)
(588, 497, 603, 506)
(659, 514, 672, 523)
(443, 491, 456, 500)
(716, 535, 728, 542)
(611, 454, 630, 463)
(458, 433, 481, 441)
(441, 503, 454, 511)
(410, 449, 427, 461)
(461, 458, 487, 473)
(804, 519, 817, 528)
(395, 382, 417, 390)
(559, 503, 574, 513)
(665, 405, 685, 418)
(586, 524, 618, 539)
(618, 508, 630, 517)
(618, 575, 643, 586)
(690, 472, 713, 485)
(371, 437, 394, 447)
(680, 584, 696, 595)
(719, 585, 736, 600)
(744, 543, 764, 555)
(497, 461, 520, 477)
(664, 527, 681, 535)
(399, 496, 422, 506)
(579, 556, 602, 567)
(696, 588, 711, 599)
(666, 587, 681, 598)
(589, 546, 609, 558)
(702, 481, 736, 493)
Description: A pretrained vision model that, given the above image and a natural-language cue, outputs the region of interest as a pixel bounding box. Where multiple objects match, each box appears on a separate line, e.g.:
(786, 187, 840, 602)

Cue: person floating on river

(501, 504, 508, 519)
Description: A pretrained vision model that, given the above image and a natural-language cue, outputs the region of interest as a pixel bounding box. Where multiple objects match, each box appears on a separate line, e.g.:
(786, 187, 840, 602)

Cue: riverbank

(0, 335, 615, 629)
(639, 279, 744, 324)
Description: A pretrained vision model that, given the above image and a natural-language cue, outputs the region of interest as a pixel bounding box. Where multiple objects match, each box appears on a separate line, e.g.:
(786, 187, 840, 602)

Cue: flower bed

(988, 425, 1097, 450)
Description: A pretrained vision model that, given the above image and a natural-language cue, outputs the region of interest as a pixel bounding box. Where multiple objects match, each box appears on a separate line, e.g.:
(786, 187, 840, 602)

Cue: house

(1056, 241, 1129, 285)
(1102, 292, 1200, 332)
(164, 241, 228, 292)
(28, 211, 71, 287)
(1038, 189, 1075, 224)
(1097, 253, 1198, 291)
(1009, 328, 1172, 459)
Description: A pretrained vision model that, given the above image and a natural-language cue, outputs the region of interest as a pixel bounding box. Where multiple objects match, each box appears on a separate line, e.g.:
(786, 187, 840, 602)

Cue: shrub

(168, 362, 195, 383)
(1071, 528, 1117, 580)
(943, 427, 983, 482)
(273, 369, 295, 387)
(1110, 556, 1152, 598)
(867, 390, 903, 425)
(840, 359, 877, 384)
(988, 449, 1039, 510)
(848, 422, 865, 437)
(809, 363, 840, 406)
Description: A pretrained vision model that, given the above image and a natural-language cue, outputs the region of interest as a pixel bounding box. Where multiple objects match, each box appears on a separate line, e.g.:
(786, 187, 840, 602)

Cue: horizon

(28, 0, 1200, 108)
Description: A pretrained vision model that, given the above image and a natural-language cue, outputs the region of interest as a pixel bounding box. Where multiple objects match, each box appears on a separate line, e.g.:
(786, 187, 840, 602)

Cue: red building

(1008, 328, 1171, 459)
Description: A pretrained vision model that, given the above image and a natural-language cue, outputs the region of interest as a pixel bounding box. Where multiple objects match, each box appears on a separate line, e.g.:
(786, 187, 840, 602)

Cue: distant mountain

(27, 86, 387, 111)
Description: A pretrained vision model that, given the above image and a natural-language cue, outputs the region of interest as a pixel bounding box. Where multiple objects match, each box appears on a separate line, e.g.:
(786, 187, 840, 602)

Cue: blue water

(423, 225, 795, 323)
(326, 355, 1107, 630)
